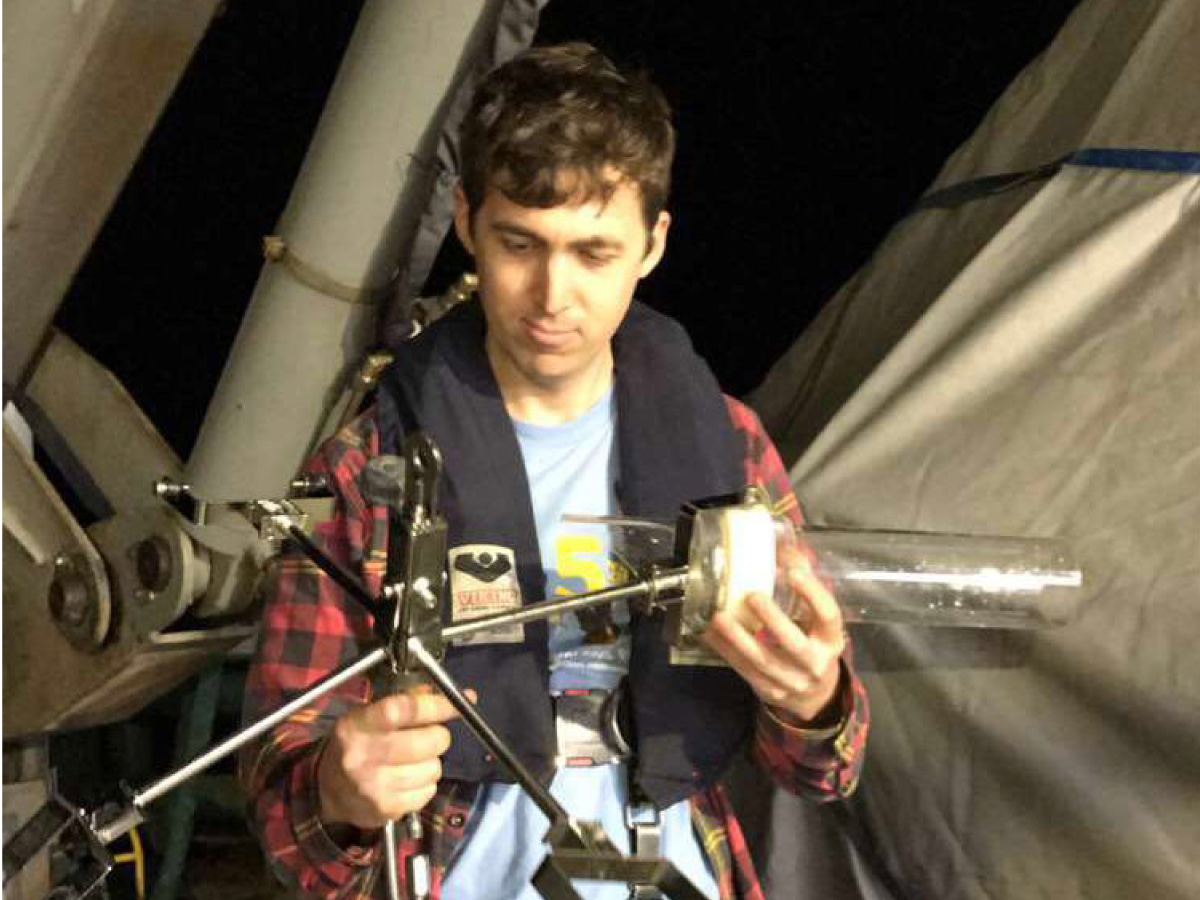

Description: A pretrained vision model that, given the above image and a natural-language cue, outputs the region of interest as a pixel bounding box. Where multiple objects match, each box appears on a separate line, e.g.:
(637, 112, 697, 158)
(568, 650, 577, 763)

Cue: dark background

(55, 0, 1082, 458)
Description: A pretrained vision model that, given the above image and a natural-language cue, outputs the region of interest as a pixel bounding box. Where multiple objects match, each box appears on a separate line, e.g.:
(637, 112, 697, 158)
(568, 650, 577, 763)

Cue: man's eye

(501, 237, 532, 254)
(581, 249, 615, 266)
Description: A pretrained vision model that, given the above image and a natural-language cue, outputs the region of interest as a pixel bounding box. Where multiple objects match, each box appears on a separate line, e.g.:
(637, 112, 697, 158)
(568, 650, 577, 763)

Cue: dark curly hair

(459, 42, 675, 233)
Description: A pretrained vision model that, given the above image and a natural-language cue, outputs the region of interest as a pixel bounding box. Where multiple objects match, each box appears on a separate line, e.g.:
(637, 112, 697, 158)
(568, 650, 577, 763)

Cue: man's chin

(522, 359, 576, 387)
(489, 338, 611, 398)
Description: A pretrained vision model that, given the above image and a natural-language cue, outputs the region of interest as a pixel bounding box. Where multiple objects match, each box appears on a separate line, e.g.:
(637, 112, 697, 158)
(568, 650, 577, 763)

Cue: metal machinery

(4, 1, 535, 895)
(4, 0, 528, 740)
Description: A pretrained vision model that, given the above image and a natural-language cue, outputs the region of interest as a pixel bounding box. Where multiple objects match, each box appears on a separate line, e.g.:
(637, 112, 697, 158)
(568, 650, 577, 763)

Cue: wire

(110, 826, 146, 900)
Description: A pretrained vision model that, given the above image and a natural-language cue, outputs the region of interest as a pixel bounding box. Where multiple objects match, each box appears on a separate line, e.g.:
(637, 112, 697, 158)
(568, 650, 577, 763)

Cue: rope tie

(262, 235, 396, 305)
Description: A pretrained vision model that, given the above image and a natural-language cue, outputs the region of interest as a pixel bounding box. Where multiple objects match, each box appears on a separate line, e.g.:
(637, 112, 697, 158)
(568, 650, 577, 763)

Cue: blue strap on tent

(912, 161, 1062, 211)
(913, 148, 1200, 212)
(1067, 148, 1200, 174)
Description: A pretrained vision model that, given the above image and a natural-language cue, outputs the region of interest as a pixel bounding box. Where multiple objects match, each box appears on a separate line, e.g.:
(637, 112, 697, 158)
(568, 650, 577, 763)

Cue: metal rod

(384, 820, 402, 900)
(288, 525, 380, 615)
(442, 569, 688, 643)
(406, 638, 570, 826)
(132, 647, 388, 810)
(107, 570, 688, 840)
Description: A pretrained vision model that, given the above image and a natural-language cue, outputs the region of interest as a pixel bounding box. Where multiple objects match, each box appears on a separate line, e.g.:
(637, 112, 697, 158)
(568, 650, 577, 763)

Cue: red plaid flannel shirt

(240, 396, 869, 899)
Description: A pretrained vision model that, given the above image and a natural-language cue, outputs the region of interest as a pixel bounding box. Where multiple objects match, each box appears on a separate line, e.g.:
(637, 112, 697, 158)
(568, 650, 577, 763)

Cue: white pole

(186, 0, 495, 501)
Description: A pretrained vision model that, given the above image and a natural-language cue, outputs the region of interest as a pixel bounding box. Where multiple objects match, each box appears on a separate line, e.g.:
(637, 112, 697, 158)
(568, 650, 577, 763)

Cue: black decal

(454, 552, 513, 583)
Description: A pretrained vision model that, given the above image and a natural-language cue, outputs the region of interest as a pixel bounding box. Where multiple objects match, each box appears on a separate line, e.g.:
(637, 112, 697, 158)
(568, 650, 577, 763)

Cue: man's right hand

(317, 689, 466, 830)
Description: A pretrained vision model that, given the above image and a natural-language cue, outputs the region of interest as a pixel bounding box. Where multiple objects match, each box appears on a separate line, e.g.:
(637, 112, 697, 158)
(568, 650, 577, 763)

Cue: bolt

(48, 570, 90, 628)
(153, 478, 190, 500)
(289, 474, 330, 498)
(135, 537, 172, 592)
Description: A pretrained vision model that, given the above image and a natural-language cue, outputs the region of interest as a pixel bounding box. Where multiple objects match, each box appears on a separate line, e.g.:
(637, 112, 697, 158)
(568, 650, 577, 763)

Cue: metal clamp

(625, 799, 664, 899)
(625, 800, 662, 860)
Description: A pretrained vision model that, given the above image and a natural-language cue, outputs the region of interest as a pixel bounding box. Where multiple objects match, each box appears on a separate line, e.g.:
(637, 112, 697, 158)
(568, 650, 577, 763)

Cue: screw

(412, 578, 438, 609)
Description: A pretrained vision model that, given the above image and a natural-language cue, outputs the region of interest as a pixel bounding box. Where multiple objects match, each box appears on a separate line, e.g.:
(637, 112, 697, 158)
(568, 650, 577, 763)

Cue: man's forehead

(491, 163, 636, 199)
(479, 179, 647, 238)
(487, 164, 646, 212)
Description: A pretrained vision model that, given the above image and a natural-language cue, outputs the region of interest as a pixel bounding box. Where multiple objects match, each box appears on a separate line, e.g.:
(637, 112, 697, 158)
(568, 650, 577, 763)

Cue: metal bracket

(2, 793, 117, 899)
(385, 434, 448, 674)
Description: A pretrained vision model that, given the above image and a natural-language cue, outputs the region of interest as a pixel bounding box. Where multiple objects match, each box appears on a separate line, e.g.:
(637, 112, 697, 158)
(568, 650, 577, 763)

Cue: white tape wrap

(718, 506, 776, 626)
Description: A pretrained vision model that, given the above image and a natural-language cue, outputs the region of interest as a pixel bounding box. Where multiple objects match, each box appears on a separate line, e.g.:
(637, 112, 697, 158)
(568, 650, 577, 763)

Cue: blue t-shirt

(442, 388, 718, 899)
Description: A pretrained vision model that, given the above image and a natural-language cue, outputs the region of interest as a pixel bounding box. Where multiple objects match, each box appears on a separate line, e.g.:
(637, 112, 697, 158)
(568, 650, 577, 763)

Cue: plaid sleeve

(238, 412, 391, 899)
(725, 396, 870, 801)
(692, 784, 765, 900)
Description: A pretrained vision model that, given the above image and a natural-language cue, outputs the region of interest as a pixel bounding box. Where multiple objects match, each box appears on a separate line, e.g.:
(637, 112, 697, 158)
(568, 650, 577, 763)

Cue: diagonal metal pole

(405, 638, 570, 825)
(95, 647, 389, 844)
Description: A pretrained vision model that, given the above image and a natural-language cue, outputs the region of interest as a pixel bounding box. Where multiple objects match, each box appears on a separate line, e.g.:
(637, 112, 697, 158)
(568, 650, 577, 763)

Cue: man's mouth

(522, 319, 575, 349)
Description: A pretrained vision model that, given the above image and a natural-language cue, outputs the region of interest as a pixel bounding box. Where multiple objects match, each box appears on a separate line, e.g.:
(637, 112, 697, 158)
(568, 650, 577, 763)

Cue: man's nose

(534, 253, 572, 315)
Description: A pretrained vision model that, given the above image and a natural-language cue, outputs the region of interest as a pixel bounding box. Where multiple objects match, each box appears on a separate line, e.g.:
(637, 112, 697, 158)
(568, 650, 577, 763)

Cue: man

(242, 42, 868, 900)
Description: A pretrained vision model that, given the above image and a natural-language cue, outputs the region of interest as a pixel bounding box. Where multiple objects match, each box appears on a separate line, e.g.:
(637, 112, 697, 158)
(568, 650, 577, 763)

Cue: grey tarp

(743, 0, 1200, 897)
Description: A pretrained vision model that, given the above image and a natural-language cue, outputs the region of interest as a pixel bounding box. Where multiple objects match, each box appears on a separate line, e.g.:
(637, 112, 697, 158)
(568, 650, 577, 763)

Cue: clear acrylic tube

(789, 527, 1083, 628)
(562, 503, 1085, 633)
(681, 503, 1083, 632)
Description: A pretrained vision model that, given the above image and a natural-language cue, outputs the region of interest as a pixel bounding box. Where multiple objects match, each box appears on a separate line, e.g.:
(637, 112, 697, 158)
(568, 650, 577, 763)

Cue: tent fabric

(744, 1, 1200, 897)
(914, 150, 1200, 214)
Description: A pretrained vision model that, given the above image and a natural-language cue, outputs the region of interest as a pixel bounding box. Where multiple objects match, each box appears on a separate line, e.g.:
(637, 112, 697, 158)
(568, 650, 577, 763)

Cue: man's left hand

(703, 556, 846, 726)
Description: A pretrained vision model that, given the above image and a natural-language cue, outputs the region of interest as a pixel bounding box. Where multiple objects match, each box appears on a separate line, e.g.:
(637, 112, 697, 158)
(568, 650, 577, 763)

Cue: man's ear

(639, 210, 671, 278)
(453, 185, 476, 255)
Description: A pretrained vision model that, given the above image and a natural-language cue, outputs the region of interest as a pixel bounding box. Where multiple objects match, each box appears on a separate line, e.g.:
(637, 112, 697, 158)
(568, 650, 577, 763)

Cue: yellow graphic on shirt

(554, 535, 608, 596)
(552, 535, 632, 644)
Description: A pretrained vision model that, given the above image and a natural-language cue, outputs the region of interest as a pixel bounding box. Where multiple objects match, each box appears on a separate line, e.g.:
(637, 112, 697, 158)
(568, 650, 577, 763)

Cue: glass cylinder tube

(680, 502, 1083, 632)
(788, 527, 1083, 628)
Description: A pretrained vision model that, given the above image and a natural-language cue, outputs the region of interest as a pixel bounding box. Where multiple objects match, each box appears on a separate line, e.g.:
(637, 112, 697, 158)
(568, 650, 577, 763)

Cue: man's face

(454, 178, 670, 406)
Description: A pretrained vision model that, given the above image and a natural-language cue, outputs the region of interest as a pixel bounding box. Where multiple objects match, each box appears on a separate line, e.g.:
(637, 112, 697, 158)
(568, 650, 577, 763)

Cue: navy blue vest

(376, 300, 755, 808)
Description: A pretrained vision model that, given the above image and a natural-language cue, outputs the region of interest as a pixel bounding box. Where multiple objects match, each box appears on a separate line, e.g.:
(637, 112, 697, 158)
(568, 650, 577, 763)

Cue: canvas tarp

(743, 0, 1200, 897)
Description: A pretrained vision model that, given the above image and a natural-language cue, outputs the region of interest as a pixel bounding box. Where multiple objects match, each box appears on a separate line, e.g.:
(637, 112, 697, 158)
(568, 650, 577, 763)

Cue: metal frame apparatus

(3, 433, 706, 900)
(4, 430, 1082, 899)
